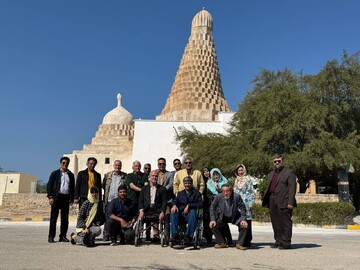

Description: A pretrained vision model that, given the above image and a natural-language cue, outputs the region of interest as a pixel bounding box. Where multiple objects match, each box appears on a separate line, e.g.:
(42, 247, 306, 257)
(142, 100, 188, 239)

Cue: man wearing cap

(170, 176, 203, 245)
(262, 154, 297, 250)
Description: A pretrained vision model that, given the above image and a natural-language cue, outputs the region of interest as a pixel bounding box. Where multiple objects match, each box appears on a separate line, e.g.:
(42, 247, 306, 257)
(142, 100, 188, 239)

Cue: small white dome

(102, 93, 133, 125)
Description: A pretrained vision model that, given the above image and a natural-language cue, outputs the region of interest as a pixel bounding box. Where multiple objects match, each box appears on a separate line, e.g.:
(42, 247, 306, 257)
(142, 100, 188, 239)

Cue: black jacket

(47, 169, 75, 202)
(138, 184, 167, 214)
(75, 169, 102, 200)
(172, 188, 203, 213)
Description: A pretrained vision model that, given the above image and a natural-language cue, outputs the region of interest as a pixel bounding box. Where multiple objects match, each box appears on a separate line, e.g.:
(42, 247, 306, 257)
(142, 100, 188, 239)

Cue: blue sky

(1, 0, 359, 182)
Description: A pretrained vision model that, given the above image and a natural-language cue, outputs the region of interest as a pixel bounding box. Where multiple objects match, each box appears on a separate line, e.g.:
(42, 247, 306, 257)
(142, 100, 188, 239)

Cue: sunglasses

(173, 162, 181, 165)
(91, 192, 98, 195)
(185, 162, 192, 164)
(62, 161, 69, 165)
(158, 163, 165, 166)
(273, 160, 282, 164)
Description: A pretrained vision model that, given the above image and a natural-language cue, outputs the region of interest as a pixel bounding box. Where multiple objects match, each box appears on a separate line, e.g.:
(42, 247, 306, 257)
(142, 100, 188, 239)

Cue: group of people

(47, 154, 297, 250)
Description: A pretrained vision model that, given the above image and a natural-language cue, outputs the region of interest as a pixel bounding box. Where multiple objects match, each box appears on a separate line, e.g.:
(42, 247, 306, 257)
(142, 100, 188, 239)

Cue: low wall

(0, 193, 78, 217)
(255, 193, 339, 204)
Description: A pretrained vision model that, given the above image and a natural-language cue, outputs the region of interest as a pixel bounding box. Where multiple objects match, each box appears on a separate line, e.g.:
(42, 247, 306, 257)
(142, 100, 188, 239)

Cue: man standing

(47, 157, 75, 243)
(105, 185, 137, 246)
(102, 159, 127, 240)
(157, 158, 175, 200)
(75, 157, 102, 208)
(126, 160, 148, 208)
(143, 163, 151, 176)
(209, 184, 248, 250)
(138, 170, 167, 242)
(262, 154, 297, 249)
(173, 157, 204, 195)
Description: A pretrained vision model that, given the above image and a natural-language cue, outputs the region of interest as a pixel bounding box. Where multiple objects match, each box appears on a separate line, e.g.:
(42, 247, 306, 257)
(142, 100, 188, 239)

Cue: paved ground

(0, 222, 359, 270)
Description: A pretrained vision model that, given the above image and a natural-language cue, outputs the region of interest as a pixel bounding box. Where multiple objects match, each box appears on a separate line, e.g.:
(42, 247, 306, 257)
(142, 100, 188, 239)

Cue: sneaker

(70, 233, 76, 245)
(48, 237, 55, 243)
(214, 243, 228, 249)
(110, 241, 118, 246)
(236, 243, 246, 250)
(145, 236, 151, 242)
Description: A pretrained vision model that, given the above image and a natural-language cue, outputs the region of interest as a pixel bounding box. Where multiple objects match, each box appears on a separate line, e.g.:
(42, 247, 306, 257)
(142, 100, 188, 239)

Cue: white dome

(102, 93, 133, 125)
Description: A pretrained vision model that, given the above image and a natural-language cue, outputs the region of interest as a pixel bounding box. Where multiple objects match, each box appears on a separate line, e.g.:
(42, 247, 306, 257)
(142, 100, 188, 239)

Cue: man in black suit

(209, 183, 248, 250)
(138, 170, 167, 242)
(47, 156, 75, 243)
(75, 157, 102, 208)
(262, 154, 297, 249)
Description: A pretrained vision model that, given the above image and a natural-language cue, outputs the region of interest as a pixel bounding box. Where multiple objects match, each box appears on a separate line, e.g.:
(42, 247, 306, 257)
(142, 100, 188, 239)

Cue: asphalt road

(0, 222, 359, 270)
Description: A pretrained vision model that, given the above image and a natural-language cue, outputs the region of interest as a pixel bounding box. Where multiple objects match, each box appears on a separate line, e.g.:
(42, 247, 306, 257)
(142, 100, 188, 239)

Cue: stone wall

(0, 193, 78, 217)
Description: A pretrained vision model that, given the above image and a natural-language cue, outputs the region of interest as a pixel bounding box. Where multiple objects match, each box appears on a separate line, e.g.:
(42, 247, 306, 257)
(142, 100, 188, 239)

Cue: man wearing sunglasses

(173, 157, 204, 195)
(262, 154, 297, 250)
(47, 157, 75, 243)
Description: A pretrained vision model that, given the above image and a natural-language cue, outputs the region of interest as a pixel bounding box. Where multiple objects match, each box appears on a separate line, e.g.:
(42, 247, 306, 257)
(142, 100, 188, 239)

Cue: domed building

(65, 94, 134, 174)
(65, 9, 234, 176)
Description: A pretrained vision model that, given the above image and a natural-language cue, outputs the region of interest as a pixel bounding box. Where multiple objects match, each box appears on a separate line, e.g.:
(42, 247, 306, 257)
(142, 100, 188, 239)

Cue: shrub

(253, 202, 355, 226)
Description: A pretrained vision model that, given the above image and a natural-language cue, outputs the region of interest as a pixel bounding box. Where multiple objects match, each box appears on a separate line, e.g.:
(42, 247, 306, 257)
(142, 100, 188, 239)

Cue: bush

(253, 202, 355, 226)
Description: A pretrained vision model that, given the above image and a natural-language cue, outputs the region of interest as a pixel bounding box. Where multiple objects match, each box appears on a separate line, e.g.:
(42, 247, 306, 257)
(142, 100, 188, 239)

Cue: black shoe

(183, 235, 191, 246)
(59, 236, 70, 243)
(145, 235, 151, 242)
(279, 245, 291, 250)
(171, 233, 180, 241)
(270, 243, 281, 248)
(152, 237, 160, 243)
(48, 237, 55, 243)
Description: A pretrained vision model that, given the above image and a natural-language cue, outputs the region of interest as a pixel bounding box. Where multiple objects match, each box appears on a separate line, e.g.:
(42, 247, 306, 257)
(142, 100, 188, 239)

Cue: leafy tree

(176, 51, 360, 195)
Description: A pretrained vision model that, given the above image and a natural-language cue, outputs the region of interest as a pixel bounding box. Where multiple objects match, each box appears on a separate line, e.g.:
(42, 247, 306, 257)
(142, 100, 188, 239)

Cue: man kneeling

(105, 185, 137, 246)
(170, 176, 203, 246)
(71, 186, 105, 247)
(210, 183, 248, 250)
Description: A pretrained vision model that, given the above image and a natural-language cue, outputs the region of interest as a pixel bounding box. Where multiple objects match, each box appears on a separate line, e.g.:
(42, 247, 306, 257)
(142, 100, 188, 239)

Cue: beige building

(65, 9, 234, 177)
(0, 173, 37, 205)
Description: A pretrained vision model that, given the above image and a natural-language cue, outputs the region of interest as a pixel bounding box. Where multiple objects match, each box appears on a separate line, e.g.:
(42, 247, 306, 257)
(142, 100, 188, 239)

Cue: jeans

(170, 209, 197, 238)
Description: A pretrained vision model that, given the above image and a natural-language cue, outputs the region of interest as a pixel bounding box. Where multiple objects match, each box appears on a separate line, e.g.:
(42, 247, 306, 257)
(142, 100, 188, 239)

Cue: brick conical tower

(156, 9, 230, 121)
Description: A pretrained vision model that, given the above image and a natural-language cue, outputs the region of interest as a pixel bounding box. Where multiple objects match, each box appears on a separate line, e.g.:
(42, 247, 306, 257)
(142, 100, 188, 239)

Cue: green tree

(176, 51, 360, 193)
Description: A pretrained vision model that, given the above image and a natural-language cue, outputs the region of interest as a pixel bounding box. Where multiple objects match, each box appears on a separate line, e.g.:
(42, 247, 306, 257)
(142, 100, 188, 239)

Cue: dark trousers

(79, 197, 87, 209)
(269, 194, 293, 246)
(202, 209, 213, 243)
(243, 220, 252, 246)
(105, 218, 124, 240)
(212, 217, 247, 246)
(48, 194, 70, 238)
(144, 207, 160, 238)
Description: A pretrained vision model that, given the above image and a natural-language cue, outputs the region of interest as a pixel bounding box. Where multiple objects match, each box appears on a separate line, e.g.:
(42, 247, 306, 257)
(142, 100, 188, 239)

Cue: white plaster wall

(132, 112, 234, 171)
(0, 173, 20, 194)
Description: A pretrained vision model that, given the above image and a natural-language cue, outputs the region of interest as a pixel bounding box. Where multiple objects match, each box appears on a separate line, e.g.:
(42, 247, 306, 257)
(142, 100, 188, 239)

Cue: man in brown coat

(262, 154, 297, 249)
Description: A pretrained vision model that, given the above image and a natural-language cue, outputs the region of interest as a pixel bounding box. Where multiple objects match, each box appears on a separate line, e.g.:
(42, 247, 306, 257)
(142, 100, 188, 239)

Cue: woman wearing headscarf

(207, 168, 232, 245)
(233, 164, 256, 247)
(71, 186, 105, 247)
